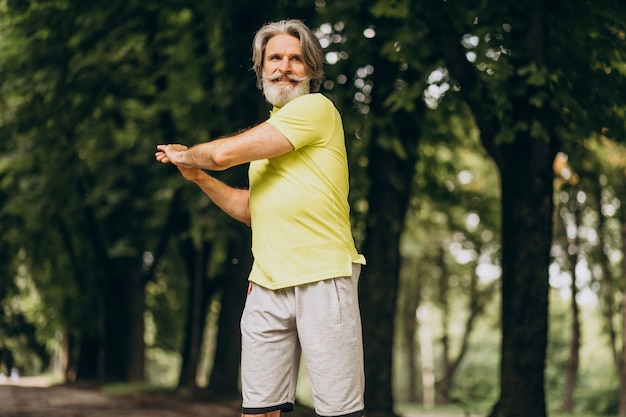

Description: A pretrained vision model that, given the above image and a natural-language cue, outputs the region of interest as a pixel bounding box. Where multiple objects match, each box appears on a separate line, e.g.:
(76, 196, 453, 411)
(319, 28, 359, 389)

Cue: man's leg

(242, 412, 280, 417)
(241, 283, 300, 415)
(296, 264, 365, 417)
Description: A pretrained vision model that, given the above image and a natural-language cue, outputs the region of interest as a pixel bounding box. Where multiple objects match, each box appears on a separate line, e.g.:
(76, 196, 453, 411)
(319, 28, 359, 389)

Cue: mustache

(263, 71, 309, 83)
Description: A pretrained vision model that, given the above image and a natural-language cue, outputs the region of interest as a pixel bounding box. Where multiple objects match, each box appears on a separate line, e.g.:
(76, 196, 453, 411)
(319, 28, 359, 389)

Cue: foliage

(1, 1, 626, 416)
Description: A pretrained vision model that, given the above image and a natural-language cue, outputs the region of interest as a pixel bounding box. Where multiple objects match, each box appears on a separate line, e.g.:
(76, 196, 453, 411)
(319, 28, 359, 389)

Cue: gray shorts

(240, 264, 365, 417)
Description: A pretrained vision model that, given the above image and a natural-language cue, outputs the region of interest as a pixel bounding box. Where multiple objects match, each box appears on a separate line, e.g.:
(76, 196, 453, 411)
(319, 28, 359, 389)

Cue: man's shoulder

(288, 93, 334, 108)
(277, 94, 339, 121)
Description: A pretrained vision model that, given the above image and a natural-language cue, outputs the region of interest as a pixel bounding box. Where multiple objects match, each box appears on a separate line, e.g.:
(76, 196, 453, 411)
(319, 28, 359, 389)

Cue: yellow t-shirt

(248, 93, 365, 289)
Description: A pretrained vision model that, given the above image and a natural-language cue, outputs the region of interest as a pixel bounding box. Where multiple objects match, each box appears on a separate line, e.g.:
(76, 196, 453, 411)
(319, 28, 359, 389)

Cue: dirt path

(0, 377, 469, 417)
(0, 382, 243, 417)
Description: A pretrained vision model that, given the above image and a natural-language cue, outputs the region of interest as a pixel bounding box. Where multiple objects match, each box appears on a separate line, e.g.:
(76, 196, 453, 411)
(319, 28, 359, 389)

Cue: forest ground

(0, 376, 469, 417)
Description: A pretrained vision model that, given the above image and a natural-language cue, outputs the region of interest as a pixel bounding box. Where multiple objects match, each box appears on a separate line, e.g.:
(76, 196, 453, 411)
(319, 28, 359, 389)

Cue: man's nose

(279, 57, 291, 73)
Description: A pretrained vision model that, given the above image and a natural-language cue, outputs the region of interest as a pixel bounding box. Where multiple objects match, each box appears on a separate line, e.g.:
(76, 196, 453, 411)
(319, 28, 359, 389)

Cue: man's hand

(177, 165, 205, 183)
(155, 144, 188, 165)
(156, 144, 204, 183)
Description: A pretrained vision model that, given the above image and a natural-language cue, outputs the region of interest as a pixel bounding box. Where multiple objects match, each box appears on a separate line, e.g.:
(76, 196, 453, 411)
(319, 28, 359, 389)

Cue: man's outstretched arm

(155, 122, 293, 225)
(155, 122, 293, 171)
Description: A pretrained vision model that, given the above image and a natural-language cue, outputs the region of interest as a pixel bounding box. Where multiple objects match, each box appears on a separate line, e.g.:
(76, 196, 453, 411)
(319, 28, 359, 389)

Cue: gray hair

(252, 19, 324, 93)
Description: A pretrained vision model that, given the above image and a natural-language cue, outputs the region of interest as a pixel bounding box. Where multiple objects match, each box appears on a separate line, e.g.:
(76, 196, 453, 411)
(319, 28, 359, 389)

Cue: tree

(587, 137, 626, 416)
(551, 166, 584, 414)
(421, 0, 626, 416)
(317, 2, 438, 414)
(0, 0, 198, 382)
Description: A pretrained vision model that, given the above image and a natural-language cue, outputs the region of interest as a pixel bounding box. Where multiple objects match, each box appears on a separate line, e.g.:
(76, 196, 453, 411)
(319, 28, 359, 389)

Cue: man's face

(262, 34, 310, 107)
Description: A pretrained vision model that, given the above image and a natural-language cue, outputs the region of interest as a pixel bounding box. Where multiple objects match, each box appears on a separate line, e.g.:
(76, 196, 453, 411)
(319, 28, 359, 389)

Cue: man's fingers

(155, 151, 170, 163)
(156, 143, 187, 151)
(156, 144, 188, 165)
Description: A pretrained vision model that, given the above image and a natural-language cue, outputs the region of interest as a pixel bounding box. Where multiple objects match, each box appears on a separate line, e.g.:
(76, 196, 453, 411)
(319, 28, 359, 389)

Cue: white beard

(262, 72, 310, 107)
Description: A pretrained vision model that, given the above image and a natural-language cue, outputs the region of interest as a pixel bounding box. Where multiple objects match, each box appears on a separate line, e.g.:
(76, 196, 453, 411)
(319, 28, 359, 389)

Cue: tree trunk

(595, 175, 626, 417)
(178, 240, 211, 389)
(103, 256, 145, 382)
(417, 305, 436, 409)
(561, 190, 581, 414)
(489, 133, 554, 417)
(491, 5, 555, 413)
(76, 333, 102, 381)
(440, 266, 486, 408)
(405, 314, 420, 404)
(398, 256, 422, 404)
(207, 229, 252, 397)
(126, 258, 145, 382)
(360, 144, 414, 416)
(436, 246, 451, 404)
(103, 266, 127, 381)
(619, 190, 626, 417)
(360, 99, 421, 417)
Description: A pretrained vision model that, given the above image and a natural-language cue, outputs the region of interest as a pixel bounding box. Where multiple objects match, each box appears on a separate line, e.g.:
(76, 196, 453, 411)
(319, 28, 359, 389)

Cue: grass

(396, 403, 619, 417)
(397, 403, 486, 417)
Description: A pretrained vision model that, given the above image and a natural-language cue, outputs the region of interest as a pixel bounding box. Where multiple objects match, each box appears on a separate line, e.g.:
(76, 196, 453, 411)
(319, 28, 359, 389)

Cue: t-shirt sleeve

(266, 94, 336, 150)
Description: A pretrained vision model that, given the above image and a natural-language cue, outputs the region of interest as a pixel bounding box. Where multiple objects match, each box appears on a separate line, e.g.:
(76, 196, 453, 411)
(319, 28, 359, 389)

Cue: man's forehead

(265, 34, 302, 53)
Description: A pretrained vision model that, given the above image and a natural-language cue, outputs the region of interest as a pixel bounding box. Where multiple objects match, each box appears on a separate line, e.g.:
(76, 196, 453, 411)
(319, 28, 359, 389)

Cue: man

(156, 20, 366, 417)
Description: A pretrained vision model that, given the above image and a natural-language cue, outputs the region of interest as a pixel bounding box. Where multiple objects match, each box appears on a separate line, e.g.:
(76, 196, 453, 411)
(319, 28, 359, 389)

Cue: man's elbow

(211, 145, 244, 171)
(240, 205, 251, 227)
(210, 152, 231, 171)
(234, 213, 251, 227)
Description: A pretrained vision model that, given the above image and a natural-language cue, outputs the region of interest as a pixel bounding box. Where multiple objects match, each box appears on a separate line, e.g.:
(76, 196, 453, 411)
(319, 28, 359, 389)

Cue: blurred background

(1, 1, 625, 417)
